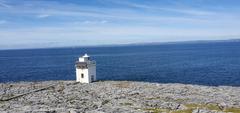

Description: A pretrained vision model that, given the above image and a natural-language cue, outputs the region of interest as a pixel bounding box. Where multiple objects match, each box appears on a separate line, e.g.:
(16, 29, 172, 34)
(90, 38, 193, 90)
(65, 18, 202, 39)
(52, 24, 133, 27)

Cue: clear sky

(0, 0, 240, 49)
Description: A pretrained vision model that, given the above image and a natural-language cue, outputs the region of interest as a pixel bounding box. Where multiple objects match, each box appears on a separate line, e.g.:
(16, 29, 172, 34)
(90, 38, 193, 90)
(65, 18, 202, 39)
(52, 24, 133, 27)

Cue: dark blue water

(0, 41, 240, 86)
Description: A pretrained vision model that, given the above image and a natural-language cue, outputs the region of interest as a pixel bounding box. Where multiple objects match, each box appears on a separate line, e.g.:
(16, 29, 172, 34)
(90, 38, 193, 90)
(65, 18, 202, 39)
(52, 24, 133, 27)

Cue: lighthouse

(75, 54, 96, 83)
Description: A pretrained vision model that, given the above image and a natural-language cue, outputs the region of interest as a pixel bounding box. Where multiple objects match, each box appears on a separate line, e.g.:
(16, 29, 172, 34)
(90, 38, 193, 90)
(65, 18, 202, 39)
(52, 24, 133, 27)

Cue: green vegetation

(142, 108, 170, 113)
(206, 104, 222, 111)
(184, 103, 199, 108)
(172, 109, 193, 113)
(145, 97, 188, 104)
(145, 97, 162, 100)
(185, 103, 240, 113)
(102, 99, 110, 105)
(139, 103, 240, 113)
(113, 82, 130, 88)
(224, 107, 240, 113)
(185, 103, 221, 111)
(174, 98, 188, 103)
(141, 107, 194, 113)
(120, 102, 133, 106)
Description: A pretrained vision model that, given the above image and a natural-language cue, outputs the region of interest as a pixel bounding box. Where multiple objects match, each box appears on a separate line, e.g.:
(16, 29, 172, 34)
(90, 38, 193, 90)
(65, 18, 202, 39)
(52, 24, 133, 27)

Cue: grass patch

(172, 109, 193, 113)
(113, 82, 130, 88)
(120, 102, 133, 106)
(145, 97, 188, 103)
(145, 97, 161, 100)
(142, 108, 170, 113)
(185, 103, 199, 108)
(139, 103, 240, 113)
(224, 107, 240, 113)
(174, 98, 188, 103)
(185, 103, 221, 111)
(205, 104, 221, 111)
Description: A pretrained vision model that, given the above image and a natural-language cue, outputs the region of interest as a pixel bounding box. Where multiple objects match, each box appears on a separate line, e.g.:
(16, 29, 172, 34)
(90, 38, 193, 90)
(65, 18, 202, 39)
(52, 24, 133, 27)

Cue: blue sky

(0, 0, 240, 49)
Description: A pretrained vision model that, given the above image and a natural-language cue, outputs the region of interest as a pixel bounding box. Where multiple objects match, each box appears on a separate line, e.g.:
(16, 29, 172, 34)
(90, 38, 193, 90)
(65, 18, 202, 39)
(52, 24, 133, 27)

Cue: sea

(0, 41, 240, 86)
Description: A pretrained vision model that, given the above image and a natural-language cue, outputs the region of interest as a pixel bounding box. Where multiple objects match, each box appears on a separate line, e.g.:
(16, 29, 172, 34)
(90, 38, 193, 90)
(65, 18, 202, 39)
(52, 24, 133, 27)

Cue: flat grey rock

(0, 81, 240, 113)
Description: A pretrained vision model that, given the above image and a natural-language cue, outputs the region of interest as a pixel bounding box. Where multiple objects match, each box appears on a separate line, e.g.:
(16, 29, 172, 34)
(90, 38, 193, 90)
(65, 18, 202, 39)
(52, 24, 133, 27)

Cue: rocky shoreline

(0, 81, 240, 113)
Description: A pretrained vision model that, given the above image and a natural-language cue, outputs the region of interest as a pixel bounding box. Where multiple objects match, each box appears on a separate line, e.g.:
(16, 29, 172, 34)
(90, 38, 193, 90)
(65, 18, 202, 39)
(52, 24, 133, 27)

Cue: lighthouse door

(91, 75, 94, 82)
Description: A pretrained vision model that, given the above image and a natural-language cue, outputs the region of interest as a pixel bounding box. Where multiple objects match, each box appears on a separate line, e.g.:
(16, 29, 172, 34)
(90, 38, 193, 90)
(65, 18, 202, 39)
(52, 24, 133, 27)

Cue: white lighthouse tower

(75, 54, 96, 83)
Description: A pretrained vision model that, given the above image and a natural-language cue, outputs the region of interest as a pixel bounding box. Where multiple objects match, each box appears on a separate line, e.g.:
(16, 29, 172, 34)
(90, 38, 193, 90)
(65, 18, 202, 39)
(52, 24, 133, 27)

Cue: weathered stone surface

(0, 81, 240, 113)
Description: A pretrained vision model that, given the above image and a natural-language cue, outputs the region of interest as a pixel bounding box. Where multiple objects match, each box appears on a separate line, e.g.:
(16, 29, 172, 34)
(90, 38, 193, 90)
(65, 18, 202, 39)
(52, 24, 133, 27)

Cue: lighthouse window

(81, 73, 84, 78)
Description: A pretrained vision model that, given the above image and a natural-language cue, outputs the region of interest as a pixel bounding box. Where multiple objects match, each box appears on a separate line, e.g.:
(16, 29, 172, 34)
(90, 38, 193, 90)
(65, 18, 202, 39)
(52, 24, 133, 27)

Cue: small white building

(75, 54, 96, 83)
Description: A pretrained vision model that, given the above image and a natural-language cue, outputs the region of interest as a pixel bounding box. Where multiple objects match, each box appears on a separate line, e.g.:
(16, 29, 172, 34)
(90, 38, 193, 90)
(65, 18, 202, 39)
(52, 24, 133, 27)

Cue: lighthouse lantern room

(75, 54, 96, 83)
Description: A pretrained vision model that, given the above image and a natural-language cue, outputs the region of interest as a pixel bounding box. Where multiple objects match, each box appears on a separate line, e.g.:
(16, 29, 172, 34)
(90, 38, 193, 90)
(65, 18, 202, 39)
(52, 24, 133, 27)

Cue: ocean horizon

(0, 40, 240, 86)
(1, 39, 240, 51)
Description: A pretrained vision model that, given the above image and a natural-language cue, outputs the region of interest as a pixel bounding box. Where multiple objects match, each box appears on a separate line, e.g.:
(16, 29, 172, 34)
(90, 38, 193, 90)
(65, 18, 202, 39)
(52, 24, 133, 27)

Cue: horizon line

(1, 38, 239, 51)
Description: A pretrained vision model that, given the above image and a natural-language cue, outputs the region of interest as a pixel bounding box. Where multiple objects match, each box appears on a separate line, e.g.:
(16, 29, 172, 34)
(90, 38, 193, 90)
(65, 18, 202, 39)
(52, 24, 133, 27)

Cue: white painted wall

(76, 68, 90, 83)
(79, 57, 89, 62)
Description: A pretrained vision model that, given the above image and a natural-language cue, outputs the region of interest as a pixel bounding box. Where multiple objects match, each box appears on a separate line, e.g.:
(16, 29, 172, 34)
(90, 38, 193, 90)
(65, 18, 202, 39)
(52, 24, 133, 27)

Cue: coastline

(1, 81, 240, 113)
